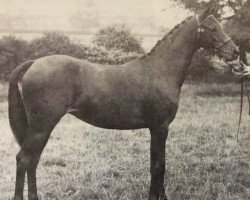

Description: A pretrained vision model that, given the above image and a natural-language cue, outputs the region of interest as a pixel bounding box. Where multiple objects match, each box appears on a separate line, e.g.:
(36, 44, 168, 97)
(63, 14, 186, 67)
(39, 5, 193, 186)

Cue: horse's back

(23, 55, 89, 82)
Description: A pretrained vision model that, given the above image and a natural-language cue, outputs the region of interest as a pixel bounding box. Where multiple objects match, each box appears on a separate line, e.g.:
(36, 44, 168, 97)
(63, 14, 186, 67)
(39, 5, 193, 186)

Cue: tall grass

(0, 83, 249, 200)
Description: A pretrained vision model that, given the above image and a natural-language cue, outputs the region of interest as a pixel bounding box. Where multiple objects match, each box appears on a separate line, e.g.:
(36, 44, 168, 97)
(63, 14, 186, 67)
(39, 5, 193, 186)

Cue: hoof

(13, 196, 23, 200)
(28, 193, 39, 200)
(161, 196, 168, 200)
(149, 197, 168, 200)
(149, 193, 168, 200)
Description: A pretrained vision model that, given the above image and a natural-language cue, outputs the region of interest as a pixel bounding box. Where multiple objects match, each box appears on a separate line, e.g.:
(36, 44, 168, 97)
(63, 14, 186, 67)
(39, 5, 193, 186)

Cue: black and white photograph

(0, 0, 250, 199)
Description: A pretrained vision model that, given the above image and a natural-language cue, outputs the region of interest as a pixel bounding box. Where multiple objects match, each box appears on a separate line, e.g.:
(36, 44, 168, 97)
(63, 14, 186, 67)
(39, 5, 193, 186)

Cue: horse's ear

(199, 3, 218, 22)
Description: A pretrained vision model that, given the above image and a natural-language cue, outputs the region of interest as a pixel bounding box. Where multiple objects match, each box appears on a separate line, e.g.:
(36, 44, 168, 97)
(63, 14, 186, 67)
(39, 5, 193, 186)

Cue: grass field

(0, 82, 250, 200)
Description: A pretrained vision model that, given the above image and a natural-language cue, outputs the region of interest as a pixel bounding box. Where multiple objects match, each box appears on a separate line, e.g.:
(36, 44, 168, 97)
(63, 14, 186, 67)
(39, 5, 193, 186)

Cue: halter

(196, 15, 232, 50)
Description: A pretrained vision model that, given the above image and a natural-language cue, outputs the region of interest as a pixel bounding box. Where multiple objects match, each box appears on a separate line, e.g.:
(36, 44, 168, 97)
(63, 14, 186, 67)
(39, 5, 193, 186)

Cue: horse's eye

(211, 27, 217, 32)
(213, 38, 219, 42)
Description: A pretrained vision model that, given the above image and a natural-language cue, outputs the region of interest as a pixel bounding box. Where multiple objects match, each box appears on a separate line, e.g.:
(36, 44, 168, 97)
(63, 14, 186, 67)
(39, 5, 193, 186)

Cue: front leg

(149, 126, 168, 200)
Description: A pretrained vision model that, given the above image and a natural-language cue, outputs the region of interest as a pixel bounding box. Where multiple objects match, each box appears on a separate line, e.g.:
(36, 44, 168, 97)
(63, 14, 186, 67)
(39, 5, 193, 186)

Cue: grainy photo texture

(0, 0, 250, 200)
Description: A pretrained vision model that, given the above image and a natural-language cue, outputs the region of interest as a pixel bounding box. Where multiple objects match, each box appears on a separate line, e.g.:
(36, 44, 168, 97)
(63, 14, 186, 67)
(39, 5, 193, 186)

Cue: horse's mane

(142, 16, 193, 58)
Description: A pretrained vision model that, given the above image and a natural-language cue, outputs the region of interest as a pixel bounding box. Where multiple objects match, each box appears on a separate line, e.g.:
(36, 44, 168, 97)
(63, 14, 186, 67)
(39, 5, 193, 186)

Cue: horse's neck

(143, 17, 199, 87)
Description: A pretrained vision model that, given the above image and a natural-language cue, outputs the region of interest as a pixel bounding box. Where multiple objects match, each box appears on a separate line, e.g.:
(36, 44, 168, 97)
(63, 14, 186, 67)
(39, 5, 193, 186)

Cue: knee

(16, 153, 29, 170)
(22, 133, 48, 154)
(151, 162, 165, 175)
(16, 152, 37, 170)
(159, 126, 168, 136)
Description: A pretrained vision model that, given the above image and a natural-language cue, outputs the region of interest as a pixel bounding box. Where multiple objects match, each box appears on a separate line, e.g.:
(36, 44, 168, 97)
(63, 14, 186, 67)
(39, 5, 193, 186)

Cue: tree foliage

(171, 0, 250, 65)
(172, 0, 247, 18)
(224, 0, 250, 58)
(93, 24, 144, 54)
(0, 36, 30, 80)
(171, 0, 250, 49)
(28, 32, 78, 59)
(0, 32, 143, 80)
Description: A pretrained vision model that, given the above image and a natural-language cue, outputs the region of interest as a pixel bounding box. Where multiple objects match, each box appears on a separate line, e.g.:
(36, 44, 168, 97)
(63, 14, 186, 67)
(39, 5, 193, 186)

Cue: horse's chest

(141, 94, 179, 127)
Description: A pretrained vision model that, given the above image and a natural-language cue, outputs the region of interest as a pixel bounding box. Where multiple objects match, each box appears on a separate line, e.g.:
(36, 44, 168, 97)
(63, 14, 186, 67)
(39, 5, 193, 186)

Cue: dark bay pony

(9, 6, 239, 200)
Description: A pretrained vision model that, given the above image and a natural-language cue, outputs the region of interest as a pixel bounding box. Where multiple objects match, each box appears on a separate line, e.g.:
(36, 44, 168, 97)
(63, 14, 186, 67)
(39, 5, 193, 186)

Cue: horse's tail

(8, 60, 34, 146)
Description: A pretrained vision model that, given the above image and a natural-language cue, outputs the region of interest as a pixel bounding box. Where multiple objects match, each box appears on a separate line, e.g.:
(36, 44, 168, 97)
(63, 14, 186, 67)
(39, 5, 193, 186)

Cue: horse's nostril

(234, 48, 240, 56)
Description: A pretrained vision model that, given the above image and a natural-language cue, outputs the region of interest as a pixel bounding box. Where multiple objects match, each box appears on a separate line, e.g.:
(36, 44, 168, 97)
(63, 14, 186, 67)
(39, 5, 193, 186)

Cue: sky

(0, 0, 191, 32)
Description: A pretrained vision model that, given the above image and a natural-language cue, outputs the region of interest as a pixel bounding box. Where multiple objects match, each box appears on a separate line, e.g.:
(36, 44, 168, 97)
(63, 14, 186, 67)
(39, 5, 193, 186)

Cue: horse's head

(196, 5, 239, 62)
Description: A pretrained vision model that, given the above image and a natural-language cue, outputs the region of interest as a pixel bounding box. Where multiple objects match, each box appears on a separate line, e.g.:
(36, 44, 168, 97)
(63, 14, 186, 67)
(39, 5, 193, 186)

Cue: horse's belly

(69, 104, 146, 130)
(70, 111, 146, 130)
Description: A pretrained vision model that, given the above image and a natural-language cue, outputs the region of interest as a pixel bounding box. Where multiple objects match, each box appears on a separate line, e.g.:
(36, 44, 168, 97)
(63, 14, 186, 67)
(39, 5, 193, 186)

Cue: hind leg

(14, 157, 26, 200)
(14, 110, 63, 200)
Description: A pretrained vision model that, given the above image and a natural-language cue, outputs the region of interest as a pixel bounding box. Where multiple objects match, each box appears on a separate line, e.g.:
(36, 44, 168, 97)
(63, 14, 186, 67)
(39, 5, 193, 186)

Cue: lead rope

(245, 80, 250, 115)
(228, 62, 250, 142)
(237, 78, 244, 142)
(236, 77, 250, 142)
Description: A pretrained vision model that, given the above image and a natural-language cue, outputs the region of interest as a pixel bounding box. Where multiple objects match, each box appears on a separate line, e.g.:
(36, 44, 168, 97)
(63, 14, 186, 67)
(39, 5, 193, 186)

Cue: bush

(28, 32, 79, 59)
(28, 31, 142, 64)
(0, 36, 30, 80)
(75, 45, 142, 65)
(0, 32, 143, 80)
(93, 24, 145, 54)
